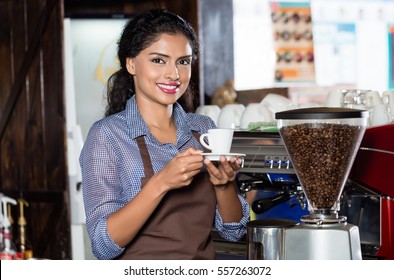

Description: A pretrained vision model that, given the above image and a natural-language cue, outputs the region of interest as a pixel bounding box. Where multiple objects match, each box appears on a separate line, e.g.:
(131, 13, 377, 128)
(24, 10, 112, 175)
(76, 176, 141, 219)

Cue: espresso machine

(346, 123, 394, 259)
(275, 107, 368, 260)
(218, 108, 392, 260)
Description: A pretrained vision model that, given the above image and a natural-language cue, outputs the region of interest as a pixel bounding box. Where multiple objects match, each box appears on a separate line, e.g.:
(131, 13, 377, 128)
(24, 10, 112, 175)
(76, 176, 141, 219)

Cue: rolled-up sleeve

(80, 122, 125, 259)
(214, 194, 250, 242)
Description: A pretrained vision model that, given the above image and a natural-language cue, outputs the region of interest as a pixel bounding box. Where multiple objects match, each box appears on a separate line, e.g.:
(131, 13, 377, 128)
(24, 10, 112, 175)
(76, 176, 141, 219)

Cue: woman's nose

(165, 64, 180, 80)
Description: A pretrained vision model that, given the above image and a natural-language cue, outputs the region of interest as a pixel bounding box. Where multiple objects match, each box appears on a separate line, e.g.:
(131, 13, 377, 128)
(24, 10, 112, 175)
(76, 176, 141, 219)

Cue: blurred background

(1, 0, 393, 259)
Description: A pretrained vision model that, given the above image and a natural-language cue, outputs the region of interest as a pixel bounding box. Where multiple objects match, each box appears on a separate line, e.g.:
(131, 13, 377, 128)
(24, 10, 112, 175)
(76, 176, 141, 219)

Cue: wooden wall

(0, 0, 70, 259)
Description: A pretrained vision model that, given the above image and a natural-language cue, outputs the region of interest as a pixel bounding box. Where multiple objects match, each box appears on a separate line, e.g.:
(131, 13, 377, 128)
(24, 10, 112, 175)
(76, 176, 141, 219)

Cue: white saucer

(201, 153, 246, 161)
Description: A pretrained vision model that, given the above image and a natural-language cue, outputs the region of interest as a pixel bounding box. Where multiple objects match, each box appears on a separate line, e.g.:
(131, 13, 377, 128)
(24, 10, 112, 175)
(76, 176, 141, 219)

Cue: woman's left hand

(204, 156, 242, 186)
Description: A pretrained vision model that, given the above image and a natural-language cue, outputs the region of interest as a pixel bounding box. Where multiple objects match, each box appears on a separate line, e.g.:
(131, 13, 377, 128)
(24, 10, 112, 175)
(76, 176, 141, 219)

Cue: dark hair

(105, 9, 200, 116)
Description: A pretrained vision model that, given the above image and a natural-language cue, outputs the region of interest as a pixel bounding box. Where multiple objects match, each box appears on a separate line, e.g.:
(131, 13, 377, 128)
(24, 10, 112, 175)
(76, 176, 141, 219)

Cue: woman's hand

(204, 156, 242, 187)
(204, 156, 244, 222)
(154, 147, 204, 192)
(107, 147, 203, 247)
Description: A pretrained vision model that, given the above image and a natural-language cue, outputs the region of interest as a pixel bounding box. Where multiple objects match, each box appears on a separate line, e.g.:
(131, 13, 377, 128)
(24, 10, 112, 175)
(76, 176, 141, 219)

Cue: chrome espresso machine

(216, 110, 394, 260)
(347, 123, 394, 259)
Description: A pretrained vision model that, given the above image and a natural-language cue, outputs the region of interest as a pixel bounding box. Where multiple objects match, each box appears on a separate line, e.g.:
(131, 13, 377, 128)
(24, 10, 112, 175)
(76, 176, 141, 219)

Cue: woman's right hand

(106, 147, 204, 247)
(154, 147, 204, 192)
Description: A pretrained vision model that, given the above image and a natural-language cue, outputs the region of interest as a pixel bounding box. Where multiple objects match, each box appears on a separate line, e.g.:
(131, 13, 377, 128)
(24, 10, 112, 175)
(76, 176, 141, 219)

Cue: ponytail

(105, 68, 134, 117)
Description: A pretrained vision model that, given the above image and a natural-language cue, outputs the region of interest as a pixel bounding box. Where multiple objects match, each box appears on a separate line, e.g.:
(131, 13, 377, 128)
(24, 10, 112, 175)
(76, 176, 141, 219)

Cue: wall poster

(270, 1, 315, 83)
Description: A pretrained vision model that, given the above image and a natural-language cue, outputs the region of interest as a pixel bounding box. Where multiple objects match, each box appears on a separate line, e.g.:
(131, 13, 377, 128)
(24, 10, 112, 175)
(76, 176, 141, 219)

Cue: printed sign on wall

(270, 1, 315, 83)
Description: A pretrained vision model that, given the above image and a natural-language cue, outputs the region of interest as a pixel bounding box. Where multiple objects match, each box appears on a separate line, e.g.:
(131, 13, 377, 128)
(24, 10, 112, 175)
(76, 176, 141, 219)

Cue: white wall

(69, 19, 127, 140)
(233, 0, 394, 93)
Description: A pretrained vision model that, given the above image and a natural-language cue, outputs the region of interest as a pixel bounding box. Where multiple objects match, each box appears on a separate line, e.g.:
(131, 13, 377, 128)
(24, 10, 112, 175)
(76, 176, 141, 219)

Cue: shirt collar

(125, 96, 148, 139)
(125, 96, 193, 141)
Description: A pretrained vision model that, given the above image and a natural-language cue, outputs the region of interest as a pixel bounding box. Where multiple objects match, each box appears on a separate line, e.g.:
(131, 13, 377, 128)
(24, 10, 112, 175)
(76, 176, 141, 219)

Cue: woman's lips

(157, 83, 180, 94)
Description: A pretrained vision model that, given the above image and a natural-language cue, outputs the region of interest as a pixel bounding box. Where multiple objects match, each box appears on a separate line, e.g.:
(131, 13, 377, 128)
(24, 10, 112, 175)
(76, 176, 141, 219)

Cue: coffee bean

(280, 123, 363, 210)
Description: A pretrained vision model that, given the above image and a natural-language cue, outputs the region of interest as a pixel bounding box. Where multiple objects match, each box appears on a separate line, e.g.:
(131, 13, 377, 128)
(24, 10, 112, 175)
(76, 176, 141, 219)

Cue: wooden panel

(41, 3, 67, 191)
(0, 0, 70, 259)
(25, 0, 47, 192)
(199, 0, 234, 101)
(0, 0, 12, 187)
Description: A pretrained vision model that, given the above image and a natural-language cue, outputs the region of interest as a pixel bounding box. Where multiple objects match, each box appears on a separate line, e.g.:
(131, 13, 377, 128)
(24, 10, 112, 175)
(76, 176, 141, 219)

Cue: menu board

(270, 1, 315, 83)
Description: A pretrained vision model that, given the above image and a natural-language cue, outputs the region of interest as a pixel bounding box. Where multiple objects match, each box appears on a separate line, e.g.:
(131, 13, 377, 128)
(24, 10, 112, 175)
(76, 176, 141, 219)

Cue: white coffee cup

(240, 103, 273, 129)
(365, 90, 383, 108)
(199, 128, 234, 154)
(195, 105, 221, 125)
(260, 93, 292, 115)
(325, 89, 348, 107)
(382, 90, 394, 116)
(217, 104, 245, 129)
(371, 104, 393, 126)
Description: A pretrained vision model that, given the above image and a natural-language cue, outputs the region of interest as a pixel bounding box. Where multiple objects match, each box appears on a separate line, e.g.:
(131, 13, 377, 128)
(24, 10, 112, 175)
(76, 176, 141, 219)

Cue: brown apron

(117, 131, 217, 259)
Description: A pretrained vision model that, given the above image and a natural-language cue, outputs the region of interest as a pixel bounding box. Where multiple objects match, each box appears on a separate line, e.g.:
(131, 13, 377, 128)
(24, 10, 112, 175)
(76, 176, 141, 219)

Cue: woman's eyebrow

(148, 52, 192, 59)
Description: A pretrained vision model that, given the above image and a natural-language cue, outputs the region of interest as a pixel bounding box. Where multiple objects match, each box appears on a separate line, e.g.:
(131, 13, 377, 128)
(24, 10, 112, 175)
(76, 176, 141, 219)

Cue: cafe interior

(0, 0, 393, 260)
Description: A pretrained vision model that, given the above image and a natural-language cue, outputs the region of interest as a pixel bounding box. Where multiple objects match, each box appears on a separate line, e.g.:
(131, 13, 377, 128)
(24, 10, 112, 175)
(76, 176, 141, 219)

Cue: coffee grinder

(275, 107, 368, 260)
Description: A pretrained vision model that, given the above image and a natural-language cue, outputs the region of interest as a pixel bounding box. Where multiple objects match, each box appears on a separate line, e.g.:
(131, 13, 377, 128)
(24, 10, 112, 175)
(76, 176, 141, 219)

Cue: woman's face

(126, 33, 193, 107)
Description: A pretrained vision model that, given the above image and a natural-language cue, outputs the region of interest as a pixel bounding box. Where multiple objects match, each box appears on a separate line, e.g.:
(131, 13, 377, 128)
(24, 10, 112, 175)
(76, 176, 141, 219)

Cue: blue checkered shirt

(80, 96, 250, 260)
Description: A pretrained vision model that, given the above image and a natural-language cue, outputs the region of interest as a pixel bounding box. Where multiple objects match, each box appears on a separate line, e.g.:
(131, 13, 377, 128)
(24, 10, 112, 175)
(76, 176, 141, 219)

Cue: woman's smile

(157, 82, 181, 94)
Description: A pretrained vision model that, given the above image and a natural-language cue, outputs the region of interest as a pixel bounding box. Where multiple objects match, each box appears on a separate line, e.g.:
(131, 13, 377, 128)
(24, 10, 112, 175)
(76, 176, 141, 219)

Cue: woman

(80, 8, 249, 260)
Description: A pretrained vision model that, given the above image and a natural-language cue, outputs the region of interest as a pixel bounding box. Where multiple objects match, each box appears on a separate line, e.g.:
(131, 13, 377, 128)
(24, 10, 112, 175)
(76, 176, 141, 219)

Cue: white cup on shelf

(365, 90, 383, 108)
(325, 89, 347, 107)
(217, 104, 245, 129)
(260, 93, 292, 116)
(195, 105, 221, 125)
(382, 90, 394, 117)
(370, 104, 393, 126)
(240, 103, 273, 129)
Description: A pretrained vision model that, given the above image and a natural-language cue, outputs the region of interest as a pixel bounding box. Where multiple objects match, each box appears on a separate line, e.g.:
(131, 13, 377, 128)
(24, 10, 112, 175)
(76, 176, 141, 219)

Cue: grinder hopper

(276, 107, 368, 222)
(275, 107, 368, 259)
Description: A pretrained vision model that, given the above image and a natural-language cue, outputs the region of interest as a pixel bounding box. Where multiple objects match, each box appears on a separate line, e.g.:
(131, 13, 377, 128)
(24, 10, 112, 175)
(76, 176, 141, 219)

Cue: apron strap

(136, 136, 154, 178)
(136, 131, 204, 179)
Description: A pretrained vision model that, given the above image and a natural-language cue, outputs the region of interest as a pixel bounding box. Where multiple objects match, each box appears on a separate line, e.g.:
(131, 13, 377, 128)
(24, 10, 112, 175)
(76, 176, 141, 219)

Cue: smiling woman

(79, 8, 250, 260)
(125, 33, 193, 109)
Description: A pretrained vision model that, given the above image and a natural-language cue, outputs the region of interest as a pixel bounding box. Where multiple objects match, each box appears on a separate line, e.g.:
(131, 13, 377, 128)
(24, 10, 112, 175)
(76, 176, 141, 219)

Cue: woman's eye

(178, 59, 191, 66)
(152, 58, 164, 64)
